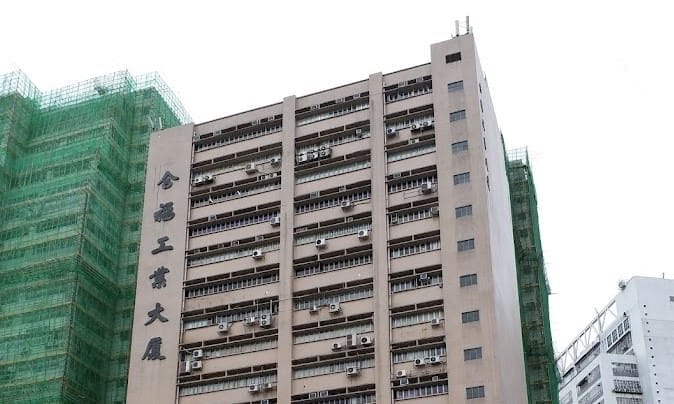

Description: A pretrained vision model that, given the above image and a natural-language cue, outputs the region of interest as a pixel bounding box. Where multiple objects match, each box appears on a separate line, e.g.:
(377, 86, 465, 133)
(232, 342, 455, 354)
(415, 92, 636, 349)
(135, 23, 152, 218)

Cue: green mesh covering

(0, 71, 190, 403)
(506, 147, 559, 404)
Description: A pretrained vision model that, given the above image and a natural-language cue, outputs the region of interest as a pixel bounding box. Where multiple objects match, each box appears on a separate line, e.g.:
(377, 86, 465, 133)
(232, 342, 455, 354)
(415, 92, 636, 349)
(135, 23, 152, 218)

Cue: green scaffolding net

(0, 70, 190, 403)
(506, 147, 559, 404)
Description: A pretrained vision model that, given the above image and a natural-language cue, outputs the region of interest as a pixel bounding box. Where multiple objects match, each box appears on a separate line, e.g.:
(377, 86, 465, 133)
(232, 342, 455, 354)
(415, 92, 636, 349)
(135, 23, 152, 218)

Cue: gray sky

(3, 0, 673, 354)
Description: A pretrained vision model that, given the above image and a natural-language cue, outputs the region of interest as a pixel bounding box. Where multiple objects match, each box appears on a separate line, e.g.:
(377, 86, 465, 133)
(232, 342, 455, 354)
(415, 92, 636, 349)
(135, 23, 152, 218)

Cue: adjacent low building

(556, 277, 674, 404)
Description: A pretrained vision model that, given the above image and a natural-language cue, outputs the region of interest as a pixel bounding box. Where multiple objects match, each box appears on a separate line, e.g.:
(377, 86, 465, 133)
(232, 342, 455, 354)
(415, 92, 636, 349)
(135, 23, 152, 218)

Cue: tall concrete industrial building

(556, 277, 674, 404)
(127, 32, 555, 404)
(0, 71, 189, 403)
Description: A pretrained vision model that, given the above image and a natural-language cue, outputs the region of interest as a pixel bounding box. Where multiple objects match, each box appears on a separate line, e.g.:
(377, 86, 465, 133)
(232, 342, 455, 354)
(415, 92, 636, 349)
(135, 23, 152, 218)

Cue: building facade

(0, 71, 189, 403)
(127, 33, 531, 404)
(556, 277, 674, 404)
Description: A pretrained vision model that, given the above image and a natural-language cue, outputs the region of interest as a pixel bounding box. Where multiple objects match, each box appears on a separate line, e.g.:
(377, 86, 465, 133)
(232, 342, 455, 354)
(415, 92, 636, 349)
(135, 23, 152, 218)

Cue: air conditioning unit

(270, 157, 281, 166)
(332, 342, 343, 351)
(318, 148, 331, 158)
(268, 116, 275, 122)
(399, 377, 410, 386)
(214, 130, 223, 136)
(390, 216, 398, 224)
(409, 138, 420, 144)
(359, 336, 373, 346)
(418, 273, 430, 283)
(259, 314, 272, 328)
(251, 119, 261, 126)
(430, 206, 440, 216)
(411, 123, 422, 131)
(429, 355, 442, 365)
(262, 383, 274, 390)
(208, 214, 217, 221)
(346, 333, 357, 348)
(386, 127, 397, 137)
(420, 182, 433, 194)
(244, 316, 258, 326)
(319, 390, 329, 397)
(357, 229, 370, 240)
(191, 349, 204, 360)
(308, 392, 319, 399)
(311, 104, 320, 111)
(396, 369, 407, 378)
(309, 191, 320, 199)
(341, 200, 352, 210)
(252, 249, 264, 260)
(231, 240, 240, 246)
(308, 151, 319, 160)
(423, 119, 434, 128)
(270, 217, 281, 227)
(431, 375, 439, 382)
(355, 128, 363, 136)
(431, 318, 442, 327)
(179, 361, 191, 375)
(309, 305, 319, 314)
(217, 322, 230, 333)
(192, 174, 214, 186)
(190, 360, 203, 371)
(335, 97, 345, 104)
(315, 238, 327, 249)
(414, 358, 426, 367)
(245, 163, 258, 174)
(248, 385, 260, 393)
(328, 302, 341, 313)
(298, 153, 309, 163)
(392, 172, 402, 179)
(346, 367, 360, 376)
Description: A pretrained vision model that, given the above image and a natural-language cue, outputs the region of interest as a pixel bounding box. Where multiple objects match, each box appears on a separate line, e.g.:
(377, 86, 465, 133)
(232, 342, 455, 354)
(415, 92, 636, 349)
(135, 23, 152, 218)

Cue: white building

(556, 277, 674, 404)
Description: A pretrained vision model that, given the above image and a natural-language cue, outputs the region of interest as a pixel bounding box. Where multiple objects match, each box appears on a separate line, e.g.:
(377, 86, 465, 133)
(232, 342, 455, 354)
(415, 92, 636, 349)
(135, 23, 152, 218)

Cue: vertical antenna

(455, 20, 460, 37)
(466, 16, 471, 33)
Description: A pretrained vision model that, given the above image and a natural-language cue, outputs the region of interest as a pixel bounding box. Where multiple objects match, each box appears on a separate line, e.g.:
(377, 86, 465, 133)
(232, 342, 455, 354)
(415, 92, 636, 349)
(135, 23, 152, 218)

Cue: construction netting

(506, 147, 559, 404)
(0, 70, 190, 403)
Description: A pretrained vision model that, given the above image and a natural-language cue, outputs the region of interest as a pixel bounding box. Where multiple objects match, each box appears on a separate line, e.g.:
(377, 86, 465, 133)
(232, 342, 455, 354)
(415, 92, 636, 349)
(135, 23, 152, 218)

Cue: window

(389, 239, 441, 259)
(295, 222, 371, 245)
(453, 172, 470, 185)
(611, 362, 638, 377)
(392, 345, 446, 363)
(186, 272, 279, 298)
(390, 272, 442, 293)
(296, 159, 371, 184)
(447, 80, 464, 92)
(451, 140, 468, 153)
(294, 286, 373, 310)
(295, 189, 371, 214)
(206, 338, 277, 359)
(191, 180, 281, 208)
(186, 241, 280, 267)
(391, 309, 443, 328)
(464, 347, 483, 361)
(450, 110, 466, 122)
(389, 207, 435, 226)
(455, 205, 472, 218)
(194, 124, 282, 152)
(394, 382, 449, 400)
(294, 321, 373, 344)
(388, 175, 437, 194)
(387, 143, 436, 162)
(445, 52, 462, 63)
(616, 398, 643, 404)
(295, 253, 372, 277)
(297, 101, 369, 126)
(179, 373, 277, 396)
(293, 357, 374, 379)
(462, 310, 480, 323)
(466, 385, 485, 399)
(460, 273, 478, 287)
(386, 84, 432, 103)
(613, 379, 642, 394)
(296, 130, 370, 155)
(190, 210, 279, 237)
(457, 238, 475, 252)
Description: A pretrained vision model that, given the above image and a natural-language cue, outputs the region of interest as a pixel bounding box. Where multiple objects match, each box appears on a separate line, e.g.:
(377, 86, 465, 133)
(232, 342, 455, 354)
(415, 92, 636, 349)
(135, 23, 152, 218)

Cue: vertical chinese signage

(127, 125, 193, 404)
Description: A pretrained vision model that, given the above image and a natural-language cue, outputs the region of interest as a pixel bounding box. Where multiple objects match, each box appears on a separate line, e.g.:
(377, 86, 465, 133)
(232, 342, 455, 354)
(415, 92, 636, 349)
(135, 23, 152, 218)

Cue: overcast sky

(3, 0, 673, 355)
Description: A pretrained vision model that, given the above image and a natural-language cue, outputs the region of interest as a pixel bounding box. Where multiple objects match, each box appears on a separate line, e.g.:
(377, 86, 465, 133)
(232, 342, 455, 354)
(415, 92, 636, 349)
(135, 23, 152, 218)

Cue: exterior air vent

(252, 249, 264, 260)
(315, 238, 327, 249)
(396, 369, 407, 378)
(192, 174, 214, 186)
(244, 163, 258, 174)
(217, 322, 230, 334)
(328, 302, 341, 313)
(357, 229, 370, 240)
(359, 336, 373, 346)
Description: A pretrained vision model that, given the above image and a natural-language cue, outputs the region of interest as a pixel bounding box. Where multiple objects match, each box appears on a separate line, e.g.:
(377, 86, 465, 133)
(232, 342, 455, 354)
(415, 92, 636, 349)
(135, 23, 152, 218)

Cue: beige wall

(127, 123, 194, 404)
(127, 34, 528, 404)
